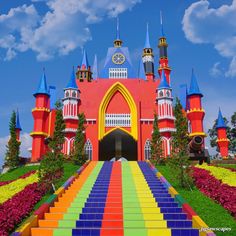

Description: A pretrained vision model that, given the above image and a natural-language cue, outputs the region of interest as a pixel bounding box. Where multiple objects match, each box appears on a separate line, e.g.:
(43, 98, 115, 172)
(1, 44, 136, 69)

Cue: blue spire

(34, 70, 49, 97)
(188, 69, 203, 97)
(15, 109, 22, 131)
(144, 23, 151, 48)
(81, 49, 89, 68)
(158, 70, 170, 89)
(160, 11, 165, 37)
(216, 108, 227, 129)
(138, 58, 146, 80)
(66, 67, 78, 89)
(116, 17, 120, 39)
(92, 54, 98, 79)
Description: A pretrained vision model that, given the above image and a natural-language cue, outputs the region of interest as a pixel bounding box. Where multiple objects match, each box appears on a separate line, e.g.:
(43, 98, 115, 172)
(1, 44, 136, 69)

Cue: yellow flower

(0, 173, 38, 204)
(195, 164, 236, 187)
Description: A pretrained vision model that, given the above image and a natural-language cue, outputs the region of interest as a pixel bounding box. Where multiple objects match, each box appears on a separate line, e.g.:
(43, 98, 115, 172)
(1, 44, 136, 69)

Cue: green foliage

(71, 113, 87, 165)
(167, 98, 193, 189)
(38, 101, 66, 191)
(208, 113, 236, 153)
(150, 112, 164, 165)
(4, 110, 20, 169)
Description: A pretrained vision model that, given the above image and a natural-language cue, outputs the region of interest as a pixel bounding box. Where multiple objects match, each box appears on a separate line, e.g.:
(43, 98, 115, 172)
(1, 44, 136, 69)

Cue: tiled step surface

(31, 161, 200, 236)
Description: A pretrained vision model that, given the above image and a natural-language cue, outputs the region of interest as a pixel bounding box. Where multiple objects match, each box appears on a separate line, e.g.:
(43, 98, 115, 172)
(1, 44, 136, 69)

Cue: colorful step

(29, 161, 214, 236)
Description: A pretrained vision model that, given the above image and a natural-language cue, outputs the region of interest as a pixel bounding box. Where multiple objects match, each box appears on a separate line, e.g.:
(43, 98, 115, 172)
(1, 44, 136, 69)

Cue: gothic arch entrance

(99, 129, 137, 161)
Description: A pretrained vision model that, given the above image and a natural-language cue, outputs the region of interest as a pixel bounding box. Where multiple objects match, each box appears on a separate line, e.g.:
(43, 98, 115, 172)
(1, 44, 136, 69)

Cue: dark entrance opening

(99, 129, 137, 161)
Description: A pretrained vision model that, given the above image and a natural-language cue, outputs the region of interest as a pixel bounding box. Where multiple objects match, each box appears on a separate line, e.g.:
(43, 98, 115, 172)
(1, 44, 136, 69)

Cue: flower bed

(192, 167, 236, 219)
(0, 183, 46, 235)
(0, 172, 38, 204)
(0, 170, 36, 187)
(195, 164, 236, 187)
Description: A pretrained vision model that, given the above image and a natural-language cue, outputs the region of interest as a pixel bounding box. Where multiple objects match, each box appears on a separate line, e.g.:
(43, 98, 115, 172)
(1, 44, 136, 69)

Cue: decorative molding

(187, 108, 205, 113)
(32, 107, 50, 113)
(64, 128, 77, 133)
(159, 128, 176, 133)
(189, 132, 207, 137)
(30, 131, 48, 137)
(158, 116, 175, 120)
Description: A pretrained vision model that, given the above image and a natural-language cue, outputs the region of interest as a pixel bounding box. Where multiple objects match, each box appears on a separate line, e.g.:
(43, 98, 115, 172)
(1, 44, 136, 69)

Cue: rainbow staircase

(31, 161, 201, 236)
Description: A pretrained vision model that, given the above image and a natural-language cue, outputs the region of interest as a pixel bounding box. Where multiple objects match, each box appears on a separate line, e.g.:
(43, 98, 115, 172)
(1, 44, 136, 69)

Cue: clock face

(112, 53, 125, 64)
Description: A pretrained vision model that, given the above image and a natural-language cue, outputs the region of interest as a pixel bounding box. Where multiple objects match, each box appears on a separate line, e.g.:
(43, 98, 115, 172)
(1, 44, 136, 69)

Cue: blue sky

(0, 0, 236, 166)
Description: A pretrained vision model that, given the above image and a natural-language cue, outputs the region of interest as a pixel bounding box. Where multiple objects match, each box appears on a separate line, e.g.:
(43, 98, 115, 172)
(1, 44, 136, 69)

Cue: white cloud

(182, 0, 236, 78)
(0, 0, 141, 61)
(0, 133, 32, 168)
(0, 4, 40, 60)
(225, 56, 236, 78)
(209, 62, 223, 78)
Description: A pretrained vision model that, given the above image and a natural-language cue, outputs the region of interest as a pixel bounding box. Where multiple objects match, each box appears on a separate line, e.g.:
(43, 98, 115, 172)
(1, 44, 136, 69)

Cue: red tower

(156, 70, 175, 157)
(187, 70, 206, 139)
(216, 109, 229, 159)
(31, 72, 50, 162)
(15, 109, 22, 142)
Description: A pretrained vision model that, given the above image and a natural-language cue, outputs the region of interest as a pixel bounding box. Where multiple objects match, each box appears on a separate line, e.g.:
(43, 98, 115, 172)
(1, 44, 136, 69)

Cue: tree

(230, 112, 236, 153)
(150, 112, 163, 165)
(71, 113, 87, 165)
(38, 101, 66, 191)
(5, 110, 20, 169)
(167, 98, 193, 189)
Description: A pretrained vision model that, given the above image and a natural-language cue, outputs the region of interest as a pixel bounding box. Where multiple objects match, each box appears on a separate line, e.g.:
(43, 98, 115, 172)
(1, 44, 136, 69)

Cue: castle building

(30, 19, 207, 162)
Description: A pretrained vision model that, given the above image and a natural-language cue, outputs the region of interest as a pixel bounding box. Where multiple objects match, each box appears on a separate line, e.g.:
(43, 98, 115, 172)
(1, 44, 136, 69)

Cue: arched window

(84, 139, 92, 160)
(159, 91, 163, 97)
(144, 139, 151, 160)
(72, 91, 76, 98)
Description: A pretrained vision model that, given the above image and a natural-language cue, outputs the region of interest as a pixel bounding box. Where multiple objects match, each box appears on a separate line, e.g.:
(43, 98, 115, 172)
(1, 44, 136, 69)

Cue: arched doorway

(99, 129, 137, 161)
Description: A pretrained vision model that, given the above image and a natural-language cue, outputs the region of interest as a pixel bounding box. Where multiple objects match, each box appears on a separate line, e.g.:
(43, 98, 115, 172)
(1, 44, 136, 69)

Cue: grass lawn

(0, 165, 39, 181)
(216, 164, 236, 169)
(156, 165, 236, 236)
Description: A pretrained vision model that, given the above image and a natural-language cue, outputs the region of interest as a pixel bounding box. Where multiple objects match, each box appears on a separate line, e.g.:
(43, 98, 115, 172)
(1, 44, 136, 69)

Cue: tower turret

(31, 71, 50, 162)
(216, 109, 229, 159)
(142, 23, 154, 80)
(158, 12, 171, 84)
(138, 58, 146, 80)
(156, 70, 175, 157)
(15, 109, 22, 142)
(62, 67, 80, 155)
(187, 69, 206, 138)
(92, 54, 99, 80)
(114, 18, 122, 48)
(76, 49, 92, 82)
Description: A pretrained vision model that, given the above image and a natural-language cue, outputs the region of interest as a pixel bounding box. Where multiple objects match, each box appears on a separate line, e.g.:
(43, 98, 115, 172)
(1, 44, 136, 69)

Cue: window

(109, 68, 127, 78)
(144, 139, 151, 160)
(159, 91, 163, 97)
(105, 113, 131, 127)
(72, 91, 76, 97)
(84, 139, 92, 160)
(166, 91, 170, 97)
(65, 91, 69, 97)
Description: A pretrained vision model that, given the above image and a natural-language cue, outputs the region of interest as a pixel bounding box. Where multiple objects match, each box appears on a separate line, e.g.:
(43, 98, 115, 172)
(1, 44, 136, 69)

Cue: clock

(112, 53, 125, 65)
